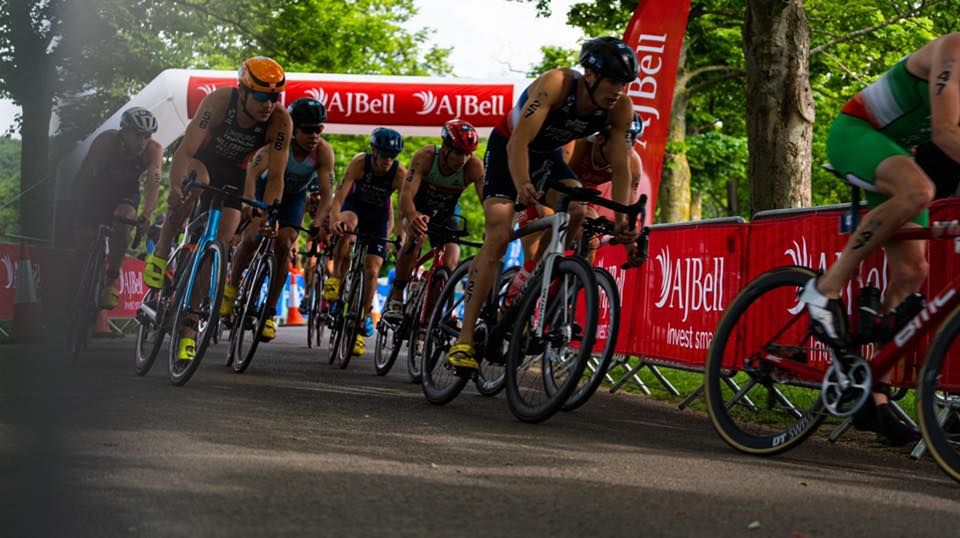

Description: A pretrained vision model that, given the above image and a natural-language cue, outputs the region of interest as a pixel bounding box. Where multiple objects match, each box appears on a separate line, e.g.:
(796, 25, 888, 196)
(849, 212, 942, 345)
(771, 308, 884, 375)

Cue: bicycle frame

(761, 224, 960, 387)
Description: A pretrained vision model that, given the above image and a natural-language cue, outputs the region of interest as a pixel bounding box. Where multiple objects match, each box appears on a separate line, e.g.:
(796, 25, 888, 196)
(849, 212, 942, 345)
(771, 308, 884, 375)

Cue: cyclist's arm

(140, 140, 164, 219)
(330, 155, 363, 223)
(261, 108, 293, 206)
(604, 96, 636, 225)
(388, 197, 396, 237)
(507, 70, 567, 194)
(400, 148, 430, 222)
(465, 155, 485, 200)
(169, 89, 229, 199)
(244, 147, 269, 201)
(312, 140, 336, 224)
(628, 150, 642, 204)
(931, 34, 960, 163)
(560, 140, 577, 164)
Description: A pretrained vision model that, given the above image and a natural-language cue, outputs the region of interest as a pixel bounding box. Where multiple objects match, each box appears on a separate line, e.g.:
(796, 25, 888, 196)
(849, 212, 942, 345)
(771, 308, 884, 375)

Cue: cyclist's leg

(387, 230, 425, 308)
(456, 197, 515, 348)
(442, 242, 460, 272)
(362, 252, 384, 329)
(325, 210, 357, 300)
(258, 226, 299, 340)
(804, 115, 933, 344)
(223, 210, 262, 316)
(101, 201, 138, 309)
(153, 160, 207, 260)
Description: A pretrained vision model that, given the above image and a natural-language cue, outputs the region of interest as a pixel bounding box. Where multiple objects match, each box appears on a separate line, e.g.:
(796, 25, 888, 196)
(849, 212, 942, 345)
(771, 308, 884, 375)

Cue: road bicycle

(422, 183, 646, 423)
(705, 166, 960, 484)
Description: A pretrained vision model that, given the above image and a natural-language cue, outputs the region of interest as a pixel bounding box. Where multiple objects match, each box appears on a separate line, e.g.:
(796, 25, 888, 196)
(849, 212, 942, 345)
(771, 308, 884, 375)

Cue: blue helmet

(370, 127, 404, 157)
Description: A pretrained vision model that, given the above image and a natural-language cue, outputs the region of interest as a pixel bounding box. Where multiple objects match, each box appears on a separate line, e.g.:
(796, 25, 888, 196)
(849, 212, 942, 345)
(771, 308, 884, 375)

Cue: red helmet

(440, 119, 479, 153)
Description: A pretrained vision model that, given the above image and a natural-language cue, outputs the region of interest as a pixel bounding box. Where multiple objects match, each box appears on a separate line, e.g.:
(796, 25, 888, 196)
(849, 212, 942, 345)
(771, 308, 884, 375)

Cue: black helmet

(579, 36, 639, 84)
(370, 127, 404, 157)
(287, 98, 327, 126)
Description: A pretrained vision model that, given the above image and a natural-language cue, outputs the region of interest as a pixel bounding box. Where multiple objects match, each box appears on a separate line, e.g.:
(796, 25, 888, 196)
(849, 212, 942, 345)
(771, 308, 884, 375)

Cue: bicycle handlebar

(184, 179, 270, 211)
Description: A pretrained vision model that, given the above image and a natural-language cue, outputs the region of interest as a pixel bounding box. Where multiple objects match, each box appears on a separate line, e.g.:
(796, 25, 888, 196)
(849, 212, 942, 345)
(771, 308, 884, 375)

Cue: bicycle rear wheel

(560, 267, 621, 411)
(917, 306, 960, 484)
(168, 240, 227, 386)
(506, 257, 597, 423)
(704, 266, 826, 456)
(421, 260, 471, 404)
(307, 266, 324, 349)
(232, 256, 276, 373)
(334, 269, 364, 369)
(474, 265, 519, 397)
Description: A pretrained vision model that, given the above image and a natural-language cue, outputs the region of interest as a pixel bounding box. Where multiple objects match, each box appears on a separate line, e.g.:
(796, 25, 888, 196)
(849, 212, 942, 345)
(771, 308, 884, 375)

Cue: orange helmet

(238, 56, 286, 94)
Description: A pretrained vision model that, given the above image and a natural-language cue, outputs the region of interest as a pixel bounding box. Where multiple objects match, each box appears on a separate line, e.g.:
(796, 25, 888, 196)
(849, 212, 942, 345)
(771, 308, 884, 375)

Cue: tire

(168, 240, 227, 386)
(408, 269, 449, 384)
(334, 269, 364, 369)
(917, 306, 960, 485)
(374, 318, 404, 376)
(68, 245, 104, 360)
(135, 288, 165, 376)
(421, 260, 472, 404)
(232, 255, 276, 373)
(704, 266, 826, 456)
(560, 267, 621, 411)
(505, 256, 597, 423)
(473, 265, 519, 397)
(307, 266, 324, 349)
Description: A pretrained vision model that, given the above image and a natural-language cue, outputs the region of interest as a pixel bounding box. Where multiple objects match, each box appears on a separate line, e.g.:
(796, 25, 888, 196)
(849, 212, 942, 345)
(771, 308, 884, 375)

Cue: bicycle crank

(820, 353, 872, 417)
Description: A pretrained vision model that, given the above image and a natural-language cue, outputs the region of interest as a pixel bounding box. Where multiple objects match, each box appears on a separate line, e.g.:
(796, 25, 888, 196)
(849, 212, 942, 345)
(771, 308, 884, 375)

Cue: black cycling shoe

(874, 403, 921, 447)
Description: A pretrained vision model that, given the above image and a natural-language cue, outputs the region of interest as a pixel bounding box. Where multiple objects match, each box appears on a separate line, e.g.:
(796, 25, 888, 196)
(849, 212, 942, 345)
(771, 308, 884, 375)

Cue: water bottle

(856, 285, 882, 343)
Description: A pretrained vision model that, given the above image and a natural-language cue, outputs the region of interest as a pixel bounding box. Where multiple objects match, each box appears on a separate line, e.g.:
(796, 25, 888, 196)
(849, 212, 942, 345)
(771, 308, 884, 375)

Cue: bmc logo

(654, 246, 726, 322)
(414, 90, 505, 117)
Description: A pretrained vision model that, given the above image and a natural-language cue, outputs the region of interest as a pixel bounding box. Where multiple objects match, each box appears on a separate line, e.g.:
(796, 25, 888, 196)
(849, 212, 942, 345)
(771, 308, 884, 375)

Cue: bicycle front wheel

(232, 256, 276, 373)
(704, 266, 826, 456)
(918, 306, 960, 484)
(506, 257, 597, 423)
(421, 260, 471, 404)
(68, 246, 104, 360)
(335, 270, 364, 369)
(560, 267, 621, 411)
(168, 240, 227, 386)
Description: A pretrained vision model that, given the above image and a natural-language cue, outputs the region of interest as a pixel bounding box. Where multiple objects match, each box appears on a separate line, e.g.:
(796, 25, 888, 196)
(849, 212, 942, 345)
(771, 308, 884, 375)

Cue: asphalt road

(2, 328, 958, 537)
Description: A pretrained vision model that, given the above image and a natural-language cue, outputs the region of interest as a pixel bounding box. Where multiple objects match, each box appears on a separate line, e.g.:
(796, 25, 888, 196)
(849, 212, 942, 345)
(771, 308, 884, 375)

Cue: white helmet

(120, 107, 158, 135)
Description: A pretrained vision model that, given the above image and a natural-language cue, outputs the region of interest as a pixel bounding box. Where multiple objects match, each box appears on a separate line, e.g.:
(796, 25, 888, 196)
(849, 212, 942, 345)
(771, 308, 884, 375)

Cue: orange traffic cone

(11, 242, 42, 340)
(285, 270, 305, 326)
(94, 310, 116, 337)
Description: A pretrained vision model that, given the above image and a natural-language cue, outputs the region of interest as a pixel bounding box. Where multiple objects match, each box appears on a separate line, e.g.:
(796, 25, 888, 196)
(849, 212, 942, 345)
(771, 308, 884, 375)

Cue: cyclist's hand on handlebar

(333, 218, 347, 236)
(412, 212, 430, 235)
(167, 185, 185, 207)
(613, 220, 639, 246)
(516, 180, 540, 207)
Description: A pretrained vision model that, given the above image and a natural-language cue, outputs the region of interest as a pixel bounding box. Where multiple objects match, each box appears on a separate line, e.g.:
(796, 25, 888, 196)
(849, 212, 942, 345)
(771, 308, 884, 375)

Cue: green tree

(0, 137, 22, 235)
(3, 0, 452, 241)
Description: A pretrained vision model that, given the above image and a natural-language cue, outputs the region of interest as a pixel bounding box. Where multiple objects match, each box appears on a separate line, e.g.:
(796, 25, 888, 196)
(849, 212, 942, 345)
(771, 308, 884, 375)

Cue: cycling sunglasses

(298, 125, 323, 134)
(250, 90, 281, 103)
(376, 149, 400, 159)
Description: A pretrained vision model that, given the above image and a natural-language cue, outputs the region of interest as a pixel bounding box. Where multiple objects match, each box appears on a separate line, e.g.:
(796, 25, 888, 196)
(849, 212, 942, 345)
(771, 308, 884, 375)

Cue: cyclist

(444, 36, 643, 371)
(514, 113, 644, 283)
(142, 56, 291, 362)
(73, 107, 162, 309)
(324, 127, 407, 356)
(801, 34, 960, 445)
(222, 97, 335, 341)
(381, 119, 484, 322)
(300, 191, 334, 314)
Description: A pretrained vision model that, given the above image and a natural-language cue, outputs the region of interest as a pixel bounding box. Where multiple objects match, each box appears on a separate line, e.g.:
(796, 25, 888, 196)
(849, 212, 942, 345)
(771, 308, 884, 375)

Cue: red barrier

(591, 244, 643, 354)
(0, 243, 46, 320)
(630, 218, 747, 368)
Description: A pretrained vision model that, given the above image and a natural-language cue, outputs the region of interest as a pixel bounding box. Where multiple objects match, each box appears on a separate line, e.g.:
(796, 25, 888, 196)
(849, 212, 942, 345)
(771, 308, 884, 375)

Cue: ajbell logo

(414, 90, 505, 118)
(305, 87, 395, 117)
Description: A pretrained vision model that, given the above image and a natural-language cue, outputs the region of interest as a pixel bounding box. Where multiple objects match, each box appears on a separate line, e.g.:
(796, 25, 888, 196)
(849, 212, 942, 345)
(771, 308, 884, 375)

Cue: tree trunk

(10, 0, 56, 241)
(744, 0, 814, 215)
(690, 191, 702, 221)
(657, 90, 692, 223)
(727, 178, 740, 216)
